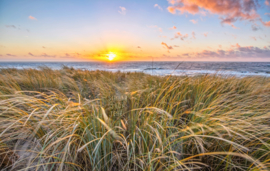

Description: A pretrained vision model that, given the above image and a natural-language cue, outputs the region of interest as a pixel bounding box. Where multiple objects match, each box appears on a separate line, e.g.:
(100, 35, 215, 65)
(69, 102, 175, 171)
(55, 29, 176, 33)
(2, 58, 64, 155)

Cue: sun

(107, 52, 116, 61)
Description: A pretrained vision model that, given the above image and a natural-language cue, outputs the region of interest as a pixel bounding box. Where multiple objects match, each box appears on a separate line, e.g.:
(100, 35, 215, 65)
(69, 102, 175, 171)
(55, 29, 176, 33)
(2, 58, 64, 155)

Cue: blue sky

(0, 0, 270, 61)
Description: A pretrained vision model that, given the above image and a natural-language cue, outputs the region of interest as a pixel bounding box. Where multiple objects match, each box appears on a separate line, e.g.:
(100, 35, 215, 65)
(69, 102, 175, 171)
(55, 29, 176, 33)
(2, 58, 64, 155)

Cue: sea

(0, 62, 270, 77)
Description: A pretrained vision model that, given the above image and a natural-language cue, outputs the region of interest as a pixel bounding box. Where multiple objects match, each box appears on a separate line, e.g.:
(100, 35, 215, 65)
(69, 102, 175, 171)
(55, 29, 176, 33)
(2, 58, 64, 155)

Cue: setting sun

(107, 52, 116, 61)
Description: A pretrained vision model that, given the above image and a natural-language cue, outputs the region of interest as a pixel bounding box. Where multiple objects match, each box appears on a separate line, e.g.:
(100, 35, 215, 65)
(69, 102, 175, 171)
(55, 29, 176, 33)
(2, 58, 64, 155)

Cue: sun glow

(107, 52, 116, 61)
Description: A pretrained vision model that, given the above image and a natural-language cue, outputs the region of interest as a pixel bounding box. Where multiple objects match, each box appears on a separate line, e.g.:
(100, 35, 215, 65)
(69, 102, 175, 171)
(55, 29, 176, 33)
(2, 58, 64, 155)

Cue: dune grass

(0, 66, 270, 170)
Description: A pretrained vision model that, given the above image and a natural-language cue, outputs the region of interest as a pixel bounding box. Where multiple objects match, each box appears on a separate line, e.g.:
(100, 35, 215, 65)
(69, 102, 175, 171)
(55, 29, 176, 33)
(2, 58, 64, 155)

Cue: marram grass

(0, 67, 270, 170)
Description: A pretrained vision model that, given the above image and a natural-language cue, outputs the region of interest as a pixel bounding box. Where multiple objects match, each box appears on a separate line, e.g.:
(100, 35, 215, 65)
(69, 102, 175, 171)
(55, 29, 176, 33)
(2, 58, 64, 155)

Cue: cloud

(59, 53, 81, 59)
(232, 34, 237, 39)
(265, 13, 270, 15)
(42, 46, 46, 49)
(230, 24, 239, 29)
(266, 0, 270, 6)
(184, 44, 270, 59)
(118, 6, 126, 15)
(137, 46, 141, 48)
(190, 19, 198, 24)
(175, 32, 182, 37)
(59, 53, 76, 59)
(251, 24, 260, 31)
(169, 26, 177, 30)
(6, 54, 16, 57)
(174, 32, 189, 40)
(29, 16, 37, 20)
(174, 45, 179, 47)
(28, 52, 34, 56)
(5, 25, 16, 29)
(161, 42, 173, 50)
(231, 43, 241, 48)
(154, 4, 163, 10)
(41, 53, 55, 58)
(167, 0, 261, 26)
(203, 32, 208, 37)
(260, 19, 270, 27)
(251, 36, 257, 40)
(148, 25, 163, 33)
(192, 31, 196, 39)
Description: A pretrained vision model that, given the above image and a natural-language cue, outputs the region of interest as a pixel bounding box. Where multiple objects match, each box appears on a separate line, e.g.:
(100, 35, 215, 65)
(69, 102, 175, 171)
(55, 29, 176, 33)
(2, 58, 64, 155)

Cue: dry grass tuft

(0, 67, 270, 170)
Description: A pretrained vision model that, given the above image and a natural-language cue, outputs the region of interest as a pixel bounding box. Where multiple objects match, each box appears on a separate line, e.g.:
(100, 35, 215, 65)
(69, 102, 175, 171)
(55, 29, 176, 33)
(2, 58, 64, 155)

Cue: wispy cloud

(260, 19, 270, 27)
(251, 25, 260, 31)
(174, 32, 189, 40)
(192, 31, 196, 39)
(6, 53, 16, 57)
(5, 25, 16, 29)
(169, 26, 177, 30)
(118, 6, 126, 15)
(28, 52, 35, 56)
(137, 46, 141, 48)
(251, 36, 257, 41)
(203, 32, 208, 37)
(148, 25, 163, 33)
(189, 44, 270, 59)
(29, 15, 37, 20)
(154, 4, 163, 11)
(190, 19, 198, 24)
(41, 53, 55, 58)
(161, 42, 173, 50)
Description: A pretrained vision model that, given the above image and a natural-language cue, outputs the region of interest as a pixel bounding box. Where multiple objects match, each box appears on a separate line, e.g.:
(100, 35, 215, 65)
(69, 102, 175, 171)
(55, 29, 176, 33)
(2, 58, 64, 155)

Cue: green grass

(0, 66, 270, 170)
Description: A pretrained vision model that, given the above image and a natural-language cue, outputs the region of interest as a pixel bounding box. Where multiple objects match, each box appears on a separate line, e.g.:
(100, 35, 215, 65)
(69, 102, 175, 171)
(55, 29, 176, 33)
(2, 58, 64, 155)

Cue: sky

(0, 0, 270, 62)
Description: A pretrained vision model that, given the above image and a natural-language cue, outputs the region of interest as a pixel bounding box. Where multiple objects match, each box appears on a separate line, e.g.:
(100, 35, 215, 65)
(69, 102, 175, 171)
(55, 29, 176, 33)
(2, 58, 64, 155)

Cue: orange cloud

(161, 42, 173, 50)
(260, 19, 270, 27)
(169, 26, 177, 30)
(167, 0, 260, 26)
(29, 16, 37, 20)
(154, 4, 163, 10)
(231, 43, 241, 48)
(203, 32, 208, 37)
(190, 19, 198, 24)
(174, 32, 188, 40)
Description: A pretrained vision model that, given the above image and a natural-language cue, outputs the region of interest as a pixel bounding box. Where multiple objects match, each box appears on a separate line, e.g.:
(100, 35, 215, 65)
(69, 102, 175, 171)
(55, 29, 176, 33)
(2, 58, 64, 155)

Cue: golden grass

(0, 66, 270, 170)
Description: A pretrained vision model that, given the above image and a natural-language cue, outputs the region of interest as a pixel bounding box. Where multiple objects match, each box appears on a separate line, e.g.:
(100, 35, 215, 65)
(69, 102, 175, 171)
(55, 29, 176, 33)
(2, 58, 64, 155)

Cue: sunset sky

(0, 0, 270, 62)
